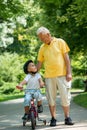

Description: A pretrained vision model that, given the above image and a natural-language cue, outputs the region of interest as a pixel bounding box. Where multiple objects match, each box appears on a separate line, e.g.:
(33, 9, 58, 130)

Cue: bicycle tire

(23, 120, 26, 126)
(31, 111, 36, 130)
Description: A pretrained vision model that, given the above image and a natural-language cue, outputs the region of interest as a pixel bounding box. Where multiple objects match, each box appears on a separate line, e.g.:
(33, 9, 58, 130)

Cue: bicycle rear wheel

(31, 111, 36, 130)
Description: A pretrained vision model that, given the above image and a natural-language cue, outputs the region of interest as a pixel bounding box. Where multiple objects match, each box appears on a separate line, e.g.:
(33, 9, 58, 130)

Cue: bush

(0, 52, 44, 95)
(0, 52, 25, 86)
(0, 52, 26, 95)
(0, 82, 16, 94)
(0, 78, 4, 87)
(72, 77, 85, 89)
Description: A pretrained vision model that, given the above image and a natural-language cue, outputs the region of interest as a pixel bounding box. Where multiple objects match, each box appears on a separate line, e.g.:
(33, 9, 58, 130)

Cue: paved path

(0, 94, 87, 130)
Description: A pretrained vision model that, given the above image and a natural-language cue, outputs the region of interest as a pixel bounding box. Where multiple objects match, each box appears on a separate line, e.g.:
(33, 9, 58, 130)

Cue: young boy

(16, 60, 44, 120)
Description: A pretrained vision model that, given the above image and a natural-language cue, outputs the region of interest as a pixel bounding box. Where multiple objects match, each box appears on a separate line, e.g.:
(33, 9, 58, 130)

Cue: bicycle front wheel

(31, 111, 36, 130)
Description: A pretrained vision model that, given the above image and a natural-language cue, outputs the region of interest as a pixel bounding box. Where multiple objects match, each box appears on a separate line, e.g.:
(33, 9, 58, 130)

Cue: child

(16, 60, 44, 120)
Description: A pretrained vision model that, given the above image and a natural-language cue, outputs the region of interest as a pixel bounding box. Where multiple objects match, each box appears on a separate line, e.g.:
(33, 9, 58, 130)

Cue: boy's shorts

(45, 76, 71, 106)
(24, 89, 42, 106)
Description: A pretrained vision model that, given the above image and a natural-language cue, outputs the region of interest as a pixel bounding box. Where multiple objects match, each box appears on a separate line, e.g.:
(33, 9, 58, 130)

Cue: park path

(0, 93, 87, 130)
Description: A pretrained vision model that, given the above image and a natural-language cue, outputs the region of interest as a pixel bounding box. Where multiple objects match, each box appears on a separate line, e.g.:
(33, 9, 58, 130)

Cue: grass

(0, 87, 46, 102)
(73, 92, 87, 108)
(0, 93, 24, 102)
(0, 88, 87, 109)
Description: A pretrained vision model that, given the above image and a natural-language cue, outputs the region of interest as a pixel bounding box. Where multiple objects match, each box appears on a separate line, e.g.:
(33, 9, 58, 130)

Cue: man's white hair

(37, 26, 50, 35)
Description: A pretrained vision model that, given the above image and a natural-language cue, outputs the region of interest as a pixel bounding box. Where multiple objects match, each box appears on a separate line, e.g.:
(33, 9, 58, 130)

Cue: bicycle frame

(22, 89, 46, 129)
(29, 94, 38, 119)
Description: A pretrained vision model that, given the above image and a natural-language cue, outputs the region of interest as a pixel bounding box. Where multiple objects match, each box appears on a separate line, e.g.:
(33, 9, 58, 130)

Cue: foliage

(0, 82, 16, 94)
(0, 0, 27, 47)
(71, 53, 87, 76)
(0, 0, 42, 48)
(0, 0, 87, 92)
(0, 0, 25, 21)
(66, 0, 87, 54)
(0, 0, 87, 54)
(0, 52, 41, 95)
(72, 77, 85, 89)
(67, 0, 87, 27)
(0, 52, 25, 86)
(35, 0, 87, 77)
(36, 0, 87, 55)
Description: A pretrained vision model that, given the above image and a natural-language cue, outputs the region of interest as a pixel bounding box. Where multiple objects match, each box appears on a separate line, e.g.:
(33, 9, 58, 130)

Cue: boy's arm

(16, 80, 27, 90)
(19, 80, 27, 86)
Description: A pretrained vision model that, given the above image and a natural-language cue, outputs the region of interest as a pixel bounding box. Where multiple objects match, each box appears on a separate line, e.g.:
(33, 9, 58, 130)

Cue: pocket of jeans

(64, 79, 71, 88)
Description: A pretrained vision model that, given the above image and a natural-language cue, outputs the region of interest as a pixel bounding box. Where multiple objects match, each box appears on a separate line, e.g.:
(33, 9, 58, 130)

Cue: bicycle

(16, 86, 46, 130)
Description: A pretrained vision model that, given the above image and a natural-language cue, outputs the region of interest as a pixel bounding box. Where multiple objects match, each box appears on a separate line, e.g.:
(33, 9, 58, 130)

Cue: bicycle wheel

(31, 111, 36, 130)
(23, 120, 26, 126)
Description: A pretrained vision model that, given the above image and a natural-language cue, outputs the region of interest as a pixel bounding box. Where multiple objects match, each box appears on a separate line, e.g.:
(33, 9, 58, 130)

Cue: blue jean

(24, 89, 42, 106)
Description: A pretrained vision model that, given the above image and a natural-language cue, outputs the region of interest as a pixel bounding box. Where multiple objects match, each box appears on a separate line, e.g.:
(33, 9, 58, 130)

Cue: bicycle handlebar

(16, 86, 40, 92)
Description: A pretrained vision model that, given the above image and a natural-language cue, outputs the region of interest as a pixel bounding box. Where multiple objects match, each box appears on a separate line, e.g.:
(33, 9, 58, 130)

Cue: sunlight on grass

(0, 93, 24, 102)
(73, 92, 87, 108)
(0, 88, 46, 102)
(0, 88, 86, 110)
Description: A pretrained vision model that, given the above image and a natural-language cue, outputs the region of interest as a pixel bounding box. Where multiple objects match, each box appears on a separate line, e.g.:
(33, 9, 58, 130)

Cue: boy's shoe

(37, 105, 43, 113)
(65, 117, 74, 125)
(50, 117, 56, 126)
(22, 113, 28, 120)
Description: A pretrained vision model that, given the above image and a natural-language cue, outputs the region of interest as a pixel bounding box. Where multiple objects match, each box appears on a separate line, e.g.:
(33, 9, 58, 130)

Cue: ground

(0, 93, 87, 130)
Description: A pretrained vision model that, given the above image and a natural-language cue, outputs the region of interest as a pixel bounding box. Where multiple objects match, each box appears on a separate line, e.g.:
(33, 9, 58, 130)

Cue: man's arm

(38, 78, 45, 87)
(36, 61, 43, 71)
(64, 53, 72, 81)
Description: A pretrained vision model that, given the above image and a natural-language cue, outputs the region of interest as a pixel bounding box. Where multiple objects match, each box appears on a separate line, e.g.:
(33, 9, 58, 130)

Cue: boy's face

(27, 62, 37, 73)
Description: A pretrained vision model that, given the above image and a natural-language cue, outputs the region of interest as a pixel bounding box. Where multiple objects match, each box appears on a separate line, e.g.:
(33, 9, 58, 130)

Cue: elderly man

(36, 26, 74, 126)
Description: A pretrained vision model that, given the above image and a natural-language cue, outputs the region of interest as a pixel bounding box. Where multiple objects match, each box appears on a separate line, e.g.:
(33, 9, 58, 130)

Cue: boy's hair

(23, 60, 33, 74)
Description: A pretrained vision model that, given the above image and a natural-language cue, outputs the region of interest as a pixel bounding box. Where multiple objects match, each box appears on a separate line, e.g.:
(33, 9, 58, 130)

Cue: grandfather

(36, 26, 74, 127)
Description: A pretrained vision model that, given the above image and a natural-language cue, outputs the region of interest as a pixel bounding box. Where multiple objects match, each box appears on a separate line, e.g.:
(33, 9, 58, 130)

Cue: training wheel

(43, 120, 46, 125)
(23, 120, 26, 126)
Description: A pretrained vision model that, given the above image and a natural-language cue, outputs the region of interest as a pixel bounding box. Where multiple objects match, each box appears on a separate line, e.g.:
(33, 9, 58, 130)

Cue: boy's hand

(40, 82, 45, 88)
(16, 85, 23, 90)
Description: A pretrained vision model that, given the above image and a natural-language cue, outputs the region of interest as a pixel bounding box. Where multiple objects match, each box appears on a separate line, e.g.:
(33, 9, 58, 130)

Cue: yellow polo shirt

(37, 37, 70, 78)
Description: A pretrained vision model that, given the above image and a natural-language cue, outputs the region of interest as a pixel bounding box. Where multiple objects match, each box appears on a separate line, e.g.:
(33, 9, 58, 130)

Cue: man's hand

(66, 73, 72, 82)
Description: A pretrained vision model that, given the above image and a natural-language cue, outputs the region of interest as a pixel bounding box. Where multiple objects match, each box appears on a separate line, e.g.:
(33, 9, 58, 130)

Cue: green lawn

(73, 92, 87, 108)
(0, 88, 87, 109)
(0, 93, 24, 102)
(0, 87, 46, 102)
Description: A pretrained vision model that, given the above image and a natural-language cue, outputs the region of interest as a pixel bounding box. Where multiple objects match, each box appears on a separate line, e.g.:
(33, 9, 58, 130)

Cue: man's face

(27, 62, 37, 73)
(38, 33, 51, 44)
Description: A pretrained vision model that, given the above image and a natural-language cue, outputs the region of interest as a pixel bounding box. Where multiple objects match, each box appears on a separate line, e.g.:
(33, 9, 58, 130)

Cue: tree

(0, 0, 43, 58)
(66, 0, 87, 55)
(0, 0, 27, 47)
(34, 0, 87, 77)
(36, 0, 87, 55)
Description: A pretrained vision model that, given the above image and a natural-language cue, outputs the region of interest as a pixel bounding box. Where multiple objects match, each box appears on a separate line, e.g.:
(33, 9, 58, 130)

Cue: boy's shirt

(24, 73, 41, 89)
